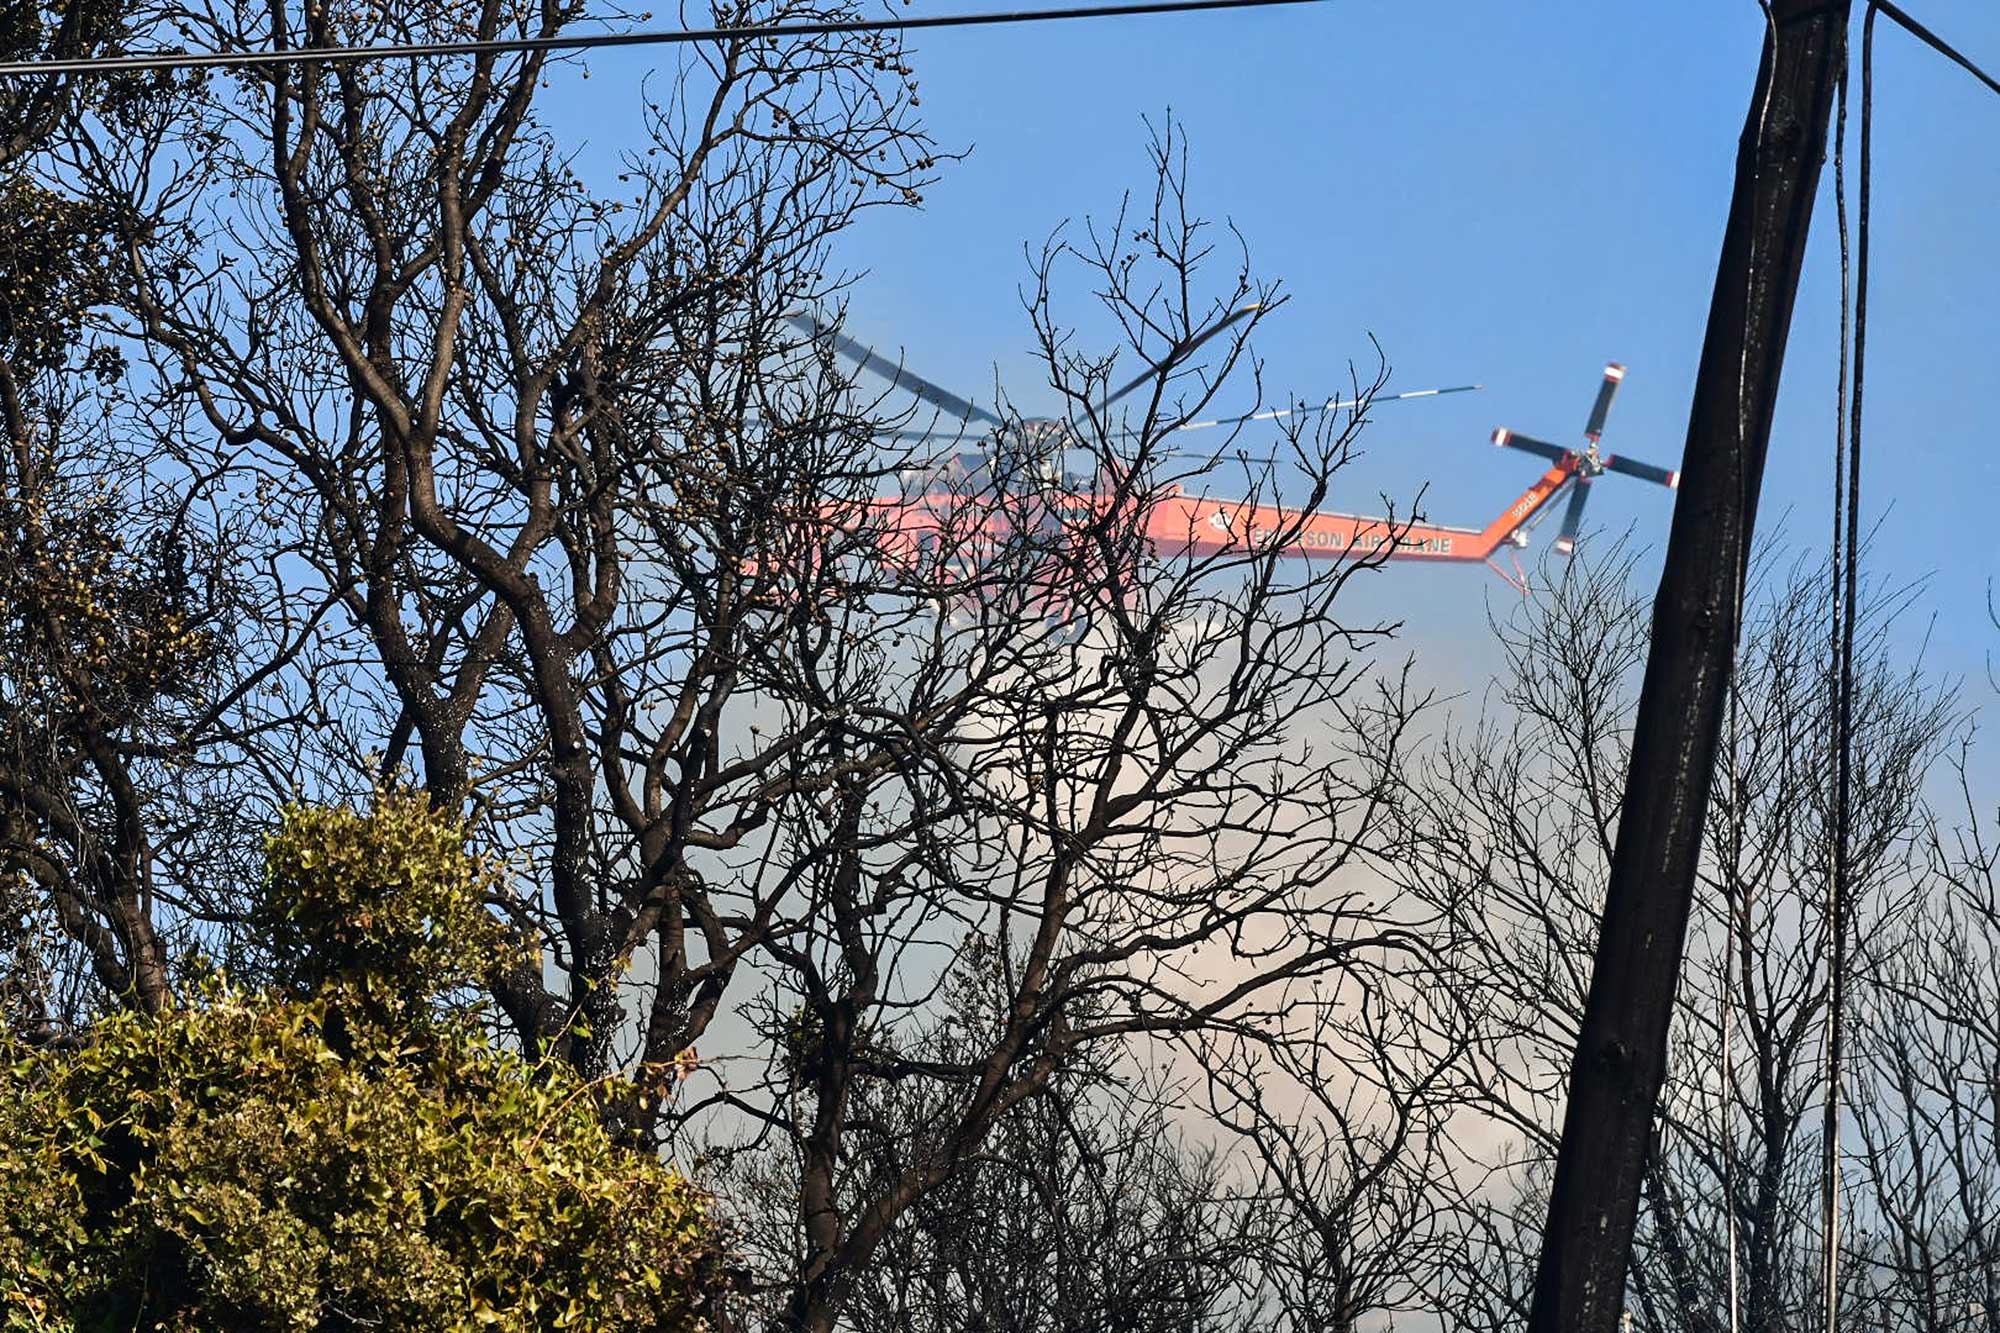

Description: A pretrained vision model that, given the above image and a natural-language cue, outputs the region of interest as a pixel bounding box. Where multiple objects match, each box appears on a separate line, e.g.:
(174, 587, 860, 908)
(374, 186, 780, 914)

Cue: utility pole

(1527, 4, 1851, 1332)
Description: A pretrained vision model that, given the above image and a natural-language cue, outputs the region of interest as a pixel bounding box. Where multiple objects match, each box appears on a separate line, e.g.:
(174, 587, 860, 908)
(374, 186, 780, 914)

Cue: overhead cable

(1873, 0, 2000, 98)
(0, 0, 1321, 78)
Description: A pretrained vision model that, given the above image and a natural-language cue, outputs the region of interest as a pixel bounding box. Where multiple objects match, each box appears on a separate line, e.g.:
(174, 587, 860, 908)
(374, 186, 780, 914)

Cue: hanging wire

(1824, 49, 1848, 1333)
(0, 0, 1322, 78)
(1820, 38, 1850, 1333)
(1733, 0, 1779, 610)
(1821, 8, 1875, 1333)
(1817, 2, 2000, 1322)
(1720, 5, 1784, 1312)
(1722, 683, 1742, 1333)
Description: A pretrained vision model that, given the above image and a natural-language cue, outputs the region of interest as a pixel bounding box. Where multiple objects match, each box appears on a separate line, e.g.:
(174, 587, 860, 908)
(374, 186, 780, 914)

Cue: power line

(0, 0, 1321, 78)
(1874, 0, 2000, 99)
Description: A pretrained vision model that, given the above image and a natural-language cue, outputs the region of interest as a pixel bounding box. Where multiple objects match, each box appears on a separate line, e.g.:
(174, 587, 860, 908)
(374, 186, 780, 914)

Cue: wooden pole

(1526, 4, 1850, 1331)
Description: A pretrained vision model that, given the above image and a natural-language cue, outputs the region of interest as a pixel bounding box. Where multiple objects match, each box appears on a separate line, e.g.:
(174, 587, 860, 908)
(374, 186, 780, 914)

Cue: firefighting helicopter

(789, 306, 1678, 592)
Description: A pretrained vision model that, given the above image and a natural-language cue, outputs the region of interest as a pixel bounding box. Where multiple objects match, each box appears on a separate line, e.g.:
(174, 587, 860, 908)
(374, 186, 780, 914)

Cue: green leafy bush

(255, 790, 510, 1011)
(0, 794, 731, 1331)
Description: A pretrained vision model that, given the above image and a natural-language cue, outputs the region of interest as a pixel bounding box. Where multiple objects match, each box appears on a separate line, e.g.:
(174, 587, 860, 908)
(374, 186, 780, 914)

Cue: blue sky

(557, 0, 2000, 692)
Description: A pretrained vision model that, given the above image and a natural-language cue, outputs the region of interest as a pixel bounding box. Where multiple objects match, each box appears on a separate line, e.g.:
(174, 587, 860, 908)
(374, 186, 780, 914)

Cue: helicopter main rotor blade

(1603, 454, 1680, 488)
(1492, 428, 1570, 464)
(789, 312, 1002, 427)
(876, 424, 988, 442)
(1165, 383, 1485, 435)
(1584, 362, 1625, 442)
(1101, 302, 1263, 411)
(1123, 383, 1484, 449)
(1553, 477, 1593, 555)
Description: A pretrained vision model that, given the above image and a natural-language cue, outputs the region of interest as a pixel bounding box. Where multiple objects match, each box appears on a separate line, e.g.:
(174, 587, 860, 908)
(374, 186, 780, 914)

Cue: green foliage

(0, 796, 734, 1330)
(0, 984, 730, 1330)
(255, 790, 510, 1012)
